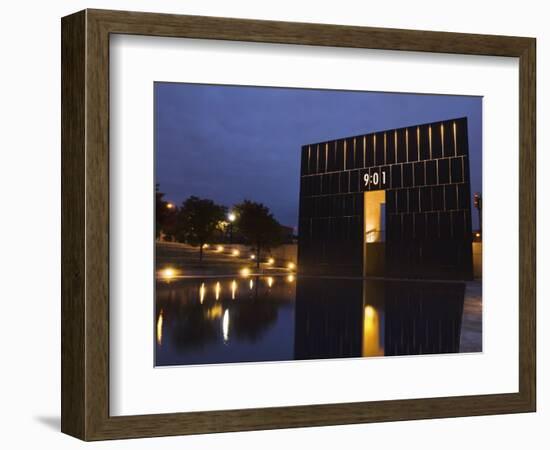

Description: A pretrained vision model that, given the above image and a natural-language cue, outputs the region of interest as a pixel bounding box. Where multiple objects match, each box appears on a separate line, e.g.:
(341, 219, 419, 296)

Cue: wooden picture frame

(61, 9, 536, 441)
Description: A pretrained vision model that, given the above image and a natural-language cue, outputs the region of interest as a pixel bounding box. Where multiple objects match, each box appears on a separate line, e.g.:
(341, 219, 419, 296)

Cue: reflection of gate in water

(293, 277, 466, 360)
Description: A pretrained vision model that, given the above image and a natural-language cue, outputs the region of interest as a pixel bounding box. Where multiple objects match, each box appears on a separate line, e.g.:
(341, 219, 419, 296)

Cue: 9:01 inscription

(363, 170, 386, 188)
(359, 168, 388, 191)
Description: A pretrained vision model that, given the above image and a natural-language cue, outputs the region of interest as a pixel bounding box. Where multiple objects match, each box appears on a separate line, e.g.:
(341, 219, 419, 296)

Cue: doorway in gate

(363, 190, 386, 277)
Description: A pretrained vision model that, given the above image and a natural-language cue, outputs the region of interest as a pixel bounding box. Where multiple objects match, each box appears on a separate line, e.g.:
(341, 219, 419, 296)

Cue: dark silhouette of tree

(234, 200, 283, 269)
(155, 184, 176, 239)
(175, 196, 226, 261)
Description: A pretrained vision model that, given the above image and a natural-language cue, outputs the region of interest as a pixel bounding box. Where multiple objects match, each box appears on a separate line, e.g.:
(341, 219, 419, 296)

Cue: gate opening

(363, 190, 386, 277)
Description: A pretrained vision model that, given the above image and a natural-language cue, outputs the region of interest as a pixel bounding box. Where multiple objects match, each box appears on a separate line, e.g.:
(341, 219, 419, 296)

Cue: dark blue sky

(155, 83, 482, 229)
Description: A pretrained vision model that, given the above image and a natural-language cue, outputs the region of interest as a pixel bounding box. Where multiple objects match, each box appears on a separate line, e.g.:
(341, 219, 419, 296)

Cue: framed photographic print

(61, 9, 536, 440)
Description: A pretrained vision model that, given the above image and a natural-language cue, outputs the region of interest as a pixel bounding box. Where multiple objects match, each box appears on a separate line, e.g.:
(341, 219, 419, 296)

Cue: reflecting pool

(155, 276, 481, 366)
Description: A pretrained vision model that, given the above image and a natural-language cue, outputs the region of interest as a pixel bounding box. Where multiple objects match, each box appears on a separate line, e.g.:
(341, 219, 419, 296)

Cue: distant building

(297, 117, 474, 280)
(280, 224, 296, 243)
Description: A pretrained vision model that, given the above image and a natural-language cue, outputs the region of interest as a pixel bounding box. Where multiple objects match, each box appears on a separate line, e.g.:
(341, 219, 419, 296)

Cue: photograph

(153, 82, 483, 366)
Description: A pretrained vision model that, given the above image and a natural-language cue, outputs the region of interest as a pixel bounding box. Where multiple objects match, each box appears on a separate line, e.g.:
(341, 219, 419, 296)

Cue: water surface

(155, 276, 477, 366)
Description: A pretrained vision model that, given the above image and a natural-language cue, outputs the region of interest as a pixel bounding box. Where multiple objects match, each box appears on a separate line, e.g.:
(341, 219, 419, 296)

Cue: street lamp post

(473, 192, 482, 238)
(228, 212, 236, 243)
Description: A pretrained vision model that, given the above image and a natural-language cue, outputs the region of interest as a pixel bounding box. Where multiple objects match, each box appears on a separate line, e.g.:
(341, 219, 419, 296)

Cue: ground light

(160, 267, 178, 282)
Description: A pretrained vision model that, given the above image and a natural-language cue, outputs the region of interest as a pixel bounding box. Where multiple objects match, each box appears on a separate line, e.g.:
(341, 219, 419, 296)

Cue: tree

(234, 200, 283, 269)
(175, 196, 226, 261)
(155, 184, 176, 239)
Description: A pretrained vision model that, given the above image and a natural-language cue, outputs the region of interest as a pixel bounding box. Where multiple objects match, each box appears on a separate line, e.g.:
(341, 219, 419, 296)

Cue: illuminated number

(382, 170, 386, 185)
(372, 172, 379, 185)
(363, 173, 369, 186)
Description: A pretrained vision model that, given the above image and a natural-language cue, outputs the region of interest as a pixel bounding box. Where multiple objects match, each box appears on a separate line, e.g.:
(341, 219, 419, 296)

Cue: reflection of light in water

(240, 267, 250, 277)
(222, 309, 229, 343)
(206, 304, 222, 320)
(286, 274, 295, 283)
(215, 282, 221, 300)
(231, 280, 237, 299)
(156, 310, 163, 346)
(199, 282, 206, 304)
(362, 305, 384, 357)
(365, 305, 375, 320)
(249, 279, 254, 290)
(267, 277, 274, 288)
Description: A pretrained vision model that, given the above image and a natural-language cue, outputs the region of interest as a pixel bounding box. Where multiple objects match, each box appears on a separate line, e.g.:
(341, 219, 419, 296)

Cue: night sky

(155, 83, 482, 230)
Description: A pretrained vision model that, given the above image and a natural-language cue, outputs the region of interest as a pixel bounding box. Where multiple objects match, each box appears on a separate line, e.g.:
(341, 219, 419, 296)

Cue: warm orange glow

(267, 257, 275, 265)
(156, 310, 164, 346)
(249, 279, 254, 290)
(160, 267, 178, 282)
(362, 305, 384, 357)
(202, 243, 209, 249)
(206, 304, 222, 320)
(428, 125, 433, 158)
(267, 277, 274, 288)
(217, 245, 224, 252)
(228, 212, 236, 222)
(222, 309, 229, 342)
(240, 267, 251, 277)
(453, 121, 457, 154)
(250, 254, 256, 260)
(343, 139, 347, 170)
(199, 282, 206, 304)
(475, 232, 481, 238)
(166, 203, 174, 209)
(287, 262, 295, 270)
(215, 281, 221, 300)
(365, 305, 375, 320)
(232, 249, 240, 257)
(286, 274, 295, 283)
(405, 128, 409, 159)
(394, 130, 398, 162)
(231, 280, 237, 299)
